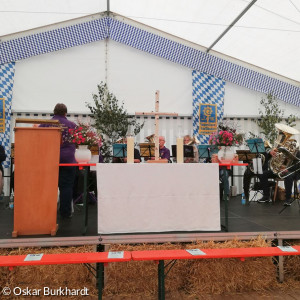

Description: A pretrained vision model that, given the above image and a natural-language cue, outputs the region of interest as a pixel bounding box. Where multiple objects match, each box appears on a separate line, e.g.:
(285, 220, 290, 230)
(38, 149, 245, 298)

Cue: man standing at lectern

(41, 103, 76, 218)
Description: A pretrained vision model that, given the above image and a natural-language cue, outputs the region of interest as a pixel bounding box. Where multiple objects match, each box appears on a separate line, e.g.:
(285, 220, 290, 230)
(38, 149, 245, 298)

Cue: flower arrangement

(67, 122, 102, 147)
(209, 123, 243, 147)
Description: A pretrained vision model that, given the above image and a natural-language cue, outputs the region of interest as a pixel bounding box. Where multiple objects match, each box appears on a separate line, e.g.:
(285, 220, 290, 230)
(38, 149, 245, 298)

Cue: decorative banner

(0, 62, 15, 168)
(192, 71, 225, 144)
(199, 103, 217, 135)
(0, 98, 5, 133)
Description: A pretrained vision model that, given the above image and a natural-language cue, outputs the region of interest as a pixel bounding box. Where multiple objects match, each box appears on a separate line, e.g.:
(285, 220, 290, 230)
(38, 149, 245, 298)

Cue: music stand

(246, 138, 265, 203)
(113, 144, 127, 159)
(139, 143, 155, 159)
(247, 138, 265, 154)
(171, 145, 194, 159)
(236, 150, 256, 163)
(197, 145, 218, 162)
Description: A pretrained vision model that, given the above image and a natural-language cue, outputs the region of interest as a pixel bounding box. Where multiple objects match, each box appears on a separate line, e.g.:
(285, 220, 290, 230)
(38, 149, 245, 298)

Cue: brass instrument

(264, 140, 272, 149)
(269, 123, 300, 175)
(145, 134, 155, 143)
(186, 136, 200, 145)
(277, 147, 300, 178)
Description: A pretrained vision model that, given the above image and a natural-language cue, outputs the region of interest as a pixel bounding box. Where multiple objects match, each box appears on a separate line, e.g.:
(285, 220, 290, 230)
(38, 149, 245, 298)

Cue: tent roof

(1, 0, 300, 83)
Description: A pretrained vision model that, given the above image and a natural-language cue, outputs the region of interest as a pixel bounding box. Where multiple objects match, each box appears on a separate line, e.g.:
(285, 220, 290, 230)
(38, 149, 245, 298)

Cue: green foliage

(256, 93, 297, 145)
(87, 82, 144, 162)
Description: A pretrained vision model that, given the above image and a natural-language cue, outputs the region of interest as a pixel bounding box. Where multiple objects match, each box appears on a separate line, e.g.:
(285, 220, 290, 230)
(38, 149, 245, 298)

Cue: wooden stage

(1, 195, 300, 248)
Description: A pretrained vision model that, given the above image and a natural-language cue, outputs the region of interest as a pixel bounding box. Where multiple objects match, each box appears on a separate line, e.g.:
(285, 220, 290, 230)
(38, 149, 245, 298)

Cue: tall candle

(176, 137, 184, 163)
(127, 136, 134, 163)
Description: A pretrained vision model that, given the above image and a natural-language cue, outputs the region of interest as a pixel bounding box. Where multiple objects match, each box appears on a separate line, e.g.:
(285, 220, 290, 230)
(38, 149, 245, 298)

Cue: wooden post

(154, 91, 160, 161)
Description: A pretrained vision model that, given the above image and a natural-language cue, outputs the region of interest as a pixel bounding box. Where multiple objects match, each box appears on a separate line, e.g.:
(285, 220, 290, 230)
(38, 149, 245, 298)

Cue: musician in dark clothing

(257, 147, 300, 206)
(242, 143, 271, 202)
(280, 149, 300, 206)
(256, 148, 277, 203)
(0, 145, 6, 194)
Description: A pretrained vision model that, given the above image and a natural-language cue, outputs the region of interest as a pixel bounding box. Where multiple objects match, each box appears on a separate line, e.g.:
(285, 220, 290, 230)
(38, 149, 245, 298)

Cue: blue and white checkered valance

(192, 71, 225, 144)
(0, 63, 15, 168)
(0, 15, 299, 106)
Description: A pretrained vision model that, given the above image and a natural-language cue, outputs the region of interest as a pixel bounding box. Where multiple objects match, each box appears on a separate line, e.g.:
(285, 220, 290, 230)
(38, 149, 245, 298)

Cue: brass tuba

(269, 123, 300, 174)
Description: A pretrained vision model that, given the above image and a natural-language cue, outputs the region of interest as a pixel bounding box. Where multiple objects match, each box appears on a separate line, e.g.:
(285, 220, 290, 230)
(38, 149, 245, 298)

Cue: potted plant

(209, 123, 243, 163)
(67, 122, 102, 163)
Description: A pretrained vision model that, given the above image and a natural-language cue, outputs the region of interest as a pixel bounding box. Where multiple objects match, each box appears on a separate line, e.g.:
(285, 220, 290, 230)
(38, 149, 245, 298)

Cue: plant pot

(75, 145, 92, 164)
(218, 146, 235, 163)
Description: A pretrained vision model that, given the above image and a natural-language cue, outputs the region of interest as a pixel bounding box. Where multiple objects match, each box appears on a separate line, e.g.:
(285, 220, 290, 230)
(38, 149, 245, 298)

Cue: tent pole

(206, 0, 257, 53)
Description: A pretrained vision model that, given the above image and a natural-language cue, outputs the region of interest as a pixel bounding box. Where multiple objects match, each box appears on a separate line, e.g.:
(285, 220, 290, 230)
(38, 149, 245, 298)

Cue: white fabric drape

(97, 163, 220, 234)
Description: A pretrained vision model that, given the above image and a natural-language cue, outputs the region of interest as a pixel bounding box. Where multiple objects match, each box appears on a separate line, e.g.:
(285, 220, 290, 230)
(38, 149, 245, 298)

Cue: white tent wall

(12, 41, 107, 113)
(12, 38, 193, 115)
(107, 39, 192, 114)
(224, 81, 300, 118)
(12, 36, 300, 117)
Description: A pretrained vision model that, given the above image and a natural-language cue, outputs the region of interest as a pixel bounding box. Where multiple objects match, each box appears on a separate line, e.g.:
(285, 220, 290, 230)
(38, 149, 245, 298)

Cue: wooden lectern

(13, 121, 61, 237)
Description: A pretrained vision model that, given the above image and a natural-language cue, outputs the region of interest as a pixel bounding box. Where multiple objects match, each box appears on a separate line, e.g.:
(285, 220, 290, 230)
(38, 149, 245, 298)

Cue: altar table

(97, 164, 220, 234)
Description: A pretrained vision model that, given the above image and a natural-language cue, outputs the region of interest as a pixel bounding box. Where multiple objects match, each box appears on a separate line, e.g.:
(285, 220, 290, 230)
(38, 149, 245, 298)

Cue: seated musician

(113, 138, 141, 163)
(279, 149, 300, 206)
(183, 135, 199, 163)
(257, 124, 300, 205)
(158, 136, 170, 162)
(0, 144, 6, 194)
(243, 140, 270, 202)
(256, 148, 277, 203)
(144, 136, 171, 162)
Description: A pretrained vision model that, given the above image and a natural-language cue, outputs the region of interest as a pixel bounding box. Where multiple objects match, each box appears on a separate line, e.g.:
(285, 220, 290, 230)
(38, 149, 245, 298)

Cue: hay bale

(183, 237, 279, 294)
(0, 246, 98, 299)
(105, 237, 280, 296)
(280, 241, 300, 283)
(2, 237, 299, 298)
(105, 243, 186, 297)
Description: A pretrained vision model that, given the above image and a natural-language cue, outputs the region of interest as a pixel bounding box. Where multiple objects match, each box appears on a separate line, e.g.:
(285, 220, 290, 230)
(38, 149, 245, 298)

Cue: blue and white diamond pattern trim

(109, 18, 300, 107)
(0, 63, 15, 168)
(0, 16, 299, 106)
(192, 71, 225, 144)
(0, 18, 108, 64)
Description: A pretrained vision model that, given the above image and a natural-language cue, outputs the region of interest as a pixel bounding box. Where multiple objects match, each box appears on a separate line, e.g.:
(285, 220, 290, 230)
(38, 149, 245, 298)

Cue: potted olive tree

(87, 82, 144, 162)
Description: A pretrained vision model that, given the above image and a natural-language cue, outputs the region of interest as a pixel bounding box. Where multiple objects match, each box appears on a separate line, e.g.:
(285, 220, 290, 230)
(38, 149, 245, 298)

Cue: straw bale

(280, 241, 300, 282)
(183, 237, 278, 294)
(0, 245, 98, 299)
(2, 237, 300, 298)
(104, 237, 278, 296)
(104, 243, 186, 297)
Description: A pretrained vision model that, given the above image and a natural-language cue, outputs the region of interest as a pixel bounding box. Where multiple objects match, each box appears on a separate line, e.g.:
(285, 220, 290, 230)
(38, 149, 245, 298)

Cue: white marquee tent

(1, 0, 300, 195)
(1, 0, 300, 83)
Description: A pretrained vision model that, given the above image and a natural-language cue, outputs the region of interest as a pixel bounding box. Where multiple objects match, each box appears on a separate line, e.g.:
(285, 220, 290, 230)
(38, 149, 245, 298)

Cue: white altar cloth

(97, 163, 220, 234)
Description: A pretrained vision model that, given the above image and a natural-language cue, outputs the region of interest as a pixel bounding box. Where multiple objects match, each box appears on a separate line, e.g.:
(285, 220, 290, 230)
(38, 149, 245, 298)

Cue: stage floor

(1, 195, 300, 242)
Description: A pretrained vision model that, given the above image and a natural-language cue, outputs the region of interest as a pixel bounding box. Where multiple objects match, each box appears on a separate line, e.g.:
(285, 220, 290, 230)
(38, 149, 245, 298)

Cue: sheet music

(252, 158, 263, 174)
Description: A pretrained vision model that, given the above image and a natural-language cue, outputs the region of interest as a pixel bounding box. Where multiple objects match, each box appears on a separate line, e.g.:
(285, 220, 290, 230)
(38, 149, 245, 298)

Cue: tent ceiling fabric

(1, 0, 300, 83)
